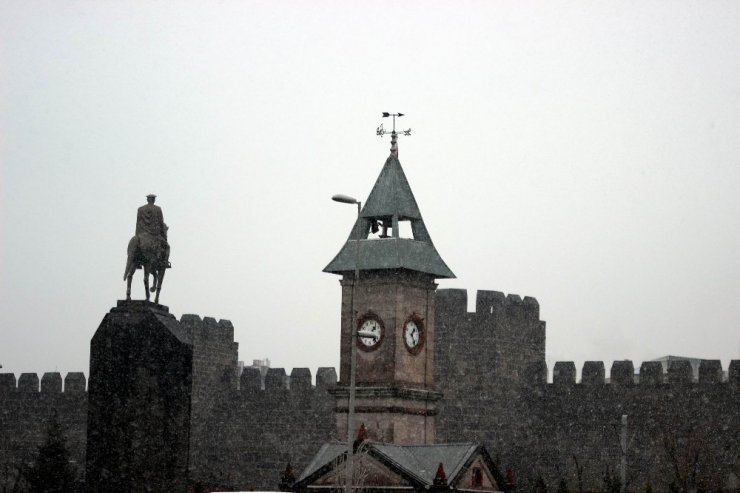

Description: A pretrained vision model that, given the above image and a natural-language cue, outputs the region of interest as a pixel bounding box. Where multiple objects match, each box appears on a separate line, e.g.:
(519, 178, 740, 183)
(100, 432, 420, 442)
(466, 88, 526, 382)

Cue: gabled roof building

(294, 442, 502, 493)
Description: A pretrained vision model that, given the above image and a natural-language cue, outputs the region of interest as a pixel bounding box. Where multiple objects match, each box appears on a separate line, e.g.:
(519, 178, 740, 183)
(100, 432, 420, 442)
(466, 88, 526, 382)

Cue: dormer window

(472, 467, 483, 487)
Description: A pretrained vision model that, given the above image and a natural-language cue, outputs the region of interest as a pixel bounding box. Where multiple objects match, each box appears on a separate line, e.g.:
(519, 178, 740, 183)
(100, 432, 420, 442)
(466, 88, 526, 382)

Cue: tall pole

(345, 201, 361, 493)
(620, 414, 627, 493)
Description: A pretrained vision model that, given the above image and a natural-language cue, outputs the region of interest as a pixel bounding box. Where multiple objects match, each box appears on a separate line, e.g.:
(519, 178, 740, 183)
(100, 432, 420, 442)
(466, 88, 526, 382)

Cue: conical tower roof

(324, 150, 454, 279)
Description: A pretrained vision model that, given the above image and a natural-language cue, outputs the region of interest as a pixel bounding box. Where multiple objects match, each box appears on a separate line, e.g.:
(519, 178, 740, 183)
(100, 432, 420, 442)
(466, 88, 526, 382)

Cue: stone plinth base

(86, 301, 193, 493)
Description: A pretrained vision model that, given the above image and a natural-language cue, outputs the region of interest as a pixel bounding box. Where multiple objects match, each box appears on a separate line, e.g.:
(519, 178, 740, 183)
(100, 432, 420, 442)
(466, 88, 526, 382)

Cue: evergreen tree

(557, 478, 569, 493)
(603, 466, 621, 493)
(25, 411, 76, 493)
(533, 475, 548, 493)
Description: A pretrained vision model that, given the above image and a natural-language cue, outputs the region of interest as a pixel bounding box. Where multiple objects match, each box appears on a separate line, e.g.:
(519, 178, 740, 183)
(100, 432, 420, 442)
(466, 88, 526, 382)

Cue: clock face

(404, 321, 420, 347)
(357, 315, 384, 351)
(403, 316, 424, 354)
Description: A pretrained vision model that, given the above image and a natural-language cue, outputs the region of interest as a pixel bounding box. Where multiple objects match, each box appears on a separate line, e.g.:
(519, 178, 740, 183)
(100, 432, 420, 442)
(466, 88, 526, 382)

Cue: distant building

(238, 358, 271, 377)
(651, 355, 721, 382)
(250, 358, 271, 377)
(237, 358, 271, 389)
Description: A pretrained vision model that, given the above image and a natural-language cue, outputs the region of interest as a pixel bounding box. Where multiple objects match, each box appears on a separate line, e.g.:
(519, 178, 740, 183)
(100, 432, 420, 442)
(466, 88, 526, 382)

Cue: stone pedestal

(86, 301, 193, 492)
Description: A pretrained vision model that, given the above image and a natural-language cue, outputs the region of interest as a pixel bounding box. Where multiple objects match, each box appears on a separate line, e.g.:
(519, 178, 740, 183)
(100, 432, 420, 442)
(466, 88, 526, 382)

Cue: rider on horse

(124, 194, 171, 303)
(136, 194, 170, 255)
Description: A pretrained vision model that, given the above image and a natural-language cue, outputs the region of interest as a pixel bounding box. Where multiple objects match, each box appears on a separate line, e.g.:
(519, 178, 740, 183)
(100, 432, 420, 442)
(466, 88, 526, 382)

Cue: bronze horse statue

(124, 233, 170, 304)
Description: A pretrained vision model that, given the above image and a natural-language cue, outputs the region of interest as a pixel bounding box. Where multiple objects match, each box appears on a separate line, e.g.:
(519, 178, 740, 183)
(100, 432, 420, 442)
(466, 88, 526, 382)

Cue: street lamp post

(332, 194, 361, 493)
(620, 414, 627, 493)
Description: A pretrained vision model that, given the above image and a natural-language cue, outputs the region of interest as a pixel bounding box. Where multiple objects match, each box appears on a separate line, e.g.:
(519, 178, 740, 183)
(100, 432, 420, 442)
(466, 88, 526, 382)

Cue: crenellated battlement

(2, 299, 737, 492)
(239, 366, 337, 392)
(0, 372, 87, 394)
(0, 366, 339, 396)
(436, 288, 540, 320)
(0, 373, 88, 491)
(2, 340, 733, 398)
(180, 313, 235, 342)
(546, 359, 740, 386)
(434, 288, 546, 391)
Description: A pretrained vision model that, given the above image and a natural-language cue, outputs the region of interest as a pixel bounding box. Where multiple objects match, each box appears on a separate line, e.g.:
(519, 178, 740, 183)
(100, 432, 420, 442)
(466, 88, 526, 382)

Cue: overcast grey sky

(1, 1, 739, 380)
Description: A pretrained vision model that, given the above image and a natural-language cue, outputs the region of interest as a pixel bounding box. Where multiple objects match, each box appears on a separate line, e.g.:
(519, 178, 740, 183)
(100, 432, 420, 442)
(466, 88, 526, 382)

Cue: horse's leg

(124, 237, 140, 302)
(154, 268, 165, 304)
(126, 274, 133, 301)
(150, 271, 158, 292)
(143, 265, 150, 301)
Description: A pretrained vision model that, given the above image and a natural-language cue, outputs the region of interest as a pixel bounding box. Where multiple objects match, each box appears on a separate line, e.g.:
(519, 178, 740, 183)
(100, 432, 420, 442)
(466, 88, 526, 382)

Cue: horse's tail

(124, 236, 138, 280)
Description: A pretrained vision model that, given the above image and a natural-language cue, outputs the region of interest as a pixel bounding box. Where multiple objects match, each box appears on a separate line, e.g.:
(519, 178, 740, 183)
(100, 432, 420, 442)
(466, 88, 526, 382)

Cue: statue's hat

(146, 194, 157, 199)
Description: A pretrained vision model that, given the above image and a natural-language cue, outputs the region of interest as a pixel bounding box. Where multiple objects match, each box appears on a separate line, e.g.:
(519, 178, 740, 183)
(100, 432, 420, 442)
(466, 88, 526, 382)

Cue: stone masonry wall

(181, 314, 240, 488)
(0, 372, 87, 490)
(178, 314, 338, 491)
(521, 361, 740, 493)
(434, 288, 740, 493)
(435, 288, 546, 459)
(1, 294, 738, 492)
(0, 313, 338, 492)
(221, 366, 337, 490)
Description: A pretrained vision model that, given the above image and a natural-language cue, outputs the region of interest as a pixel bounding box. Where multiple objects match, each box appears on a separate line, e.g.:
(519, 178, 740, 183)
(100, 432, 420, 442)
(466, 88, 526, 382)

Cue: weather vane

(376, 112, 411, 156)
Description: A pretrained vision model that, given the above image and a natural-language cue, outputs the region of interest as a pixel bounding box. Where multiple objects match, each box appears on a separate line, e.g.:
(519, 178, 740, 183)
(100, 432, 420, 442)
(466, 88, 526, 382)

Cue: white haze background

(1, 1, 739, 380)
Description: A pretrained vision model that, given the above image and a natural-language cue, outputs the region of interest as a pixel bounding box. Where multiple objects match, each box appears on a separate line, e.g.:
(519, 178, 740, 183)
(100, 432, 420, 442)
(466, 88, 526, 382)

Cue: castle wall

(434, 288, 546, 456)
(1, 294, 738, 492)
(433, 288, 740, 493)
(181, 314, 239, 487)
(0, 372, 87, 489)
(0, 314, 338, 492)
(522, 363, 740, 493)
(222, 366, 337, 490)
(170, 315, 338, 491)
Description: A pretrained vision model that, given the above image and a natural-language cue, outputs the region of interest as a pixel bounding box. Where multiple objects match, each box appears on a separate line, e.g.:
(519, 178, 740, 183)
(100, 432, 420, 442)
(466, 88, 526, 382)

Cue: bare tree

(327, 440, 372, 493)
(661, 425, 717, 493)
(572, 455, 584, 493)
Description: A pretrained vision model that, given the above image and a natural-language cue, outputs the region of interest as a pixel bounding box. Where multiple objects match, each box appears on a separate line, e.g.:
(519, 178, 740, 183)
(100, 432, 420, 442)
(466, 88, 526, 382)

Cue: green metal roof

(362, 154, 423, 222)
(323, 238, 454, 278)
(324, 153, 454, 279)
(295, 442, 492, 487)
(370, 442, 479, 485)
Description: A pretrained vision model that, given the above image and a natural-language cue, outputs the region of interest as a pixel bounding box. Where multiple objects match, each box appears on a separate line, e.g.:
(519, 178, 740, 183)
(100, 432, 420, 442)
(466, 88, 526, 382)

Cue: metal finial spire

(376, 112, 411, 157)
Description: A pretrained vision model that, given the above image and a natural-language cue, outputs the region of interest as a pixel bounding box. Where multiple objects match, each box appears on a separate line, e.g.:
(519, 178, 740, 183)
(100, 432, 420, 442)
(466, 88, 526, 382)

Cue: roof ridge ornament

(376, 112, 411, 157)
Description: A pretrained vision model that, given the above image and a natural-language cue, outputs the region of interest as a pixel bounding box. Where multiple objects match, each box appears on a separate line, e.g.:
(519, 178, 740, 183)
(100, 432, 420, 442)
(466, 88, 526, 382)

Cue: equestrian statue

(124, 194, 171, 304)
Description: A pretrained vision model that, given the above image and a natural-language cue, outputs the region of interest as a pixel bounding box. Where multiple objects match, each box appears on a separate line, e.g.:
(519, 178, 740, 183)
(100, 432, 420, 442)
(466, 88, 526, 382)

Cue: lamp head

(332, 194, 358, 205)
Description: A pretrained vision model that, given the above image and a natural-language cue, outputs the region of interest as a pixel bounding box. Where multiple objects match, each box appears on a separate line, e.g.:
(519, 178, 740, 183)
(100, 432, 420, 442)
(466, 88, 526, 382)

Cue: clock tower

(324, 132, 454, 445)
